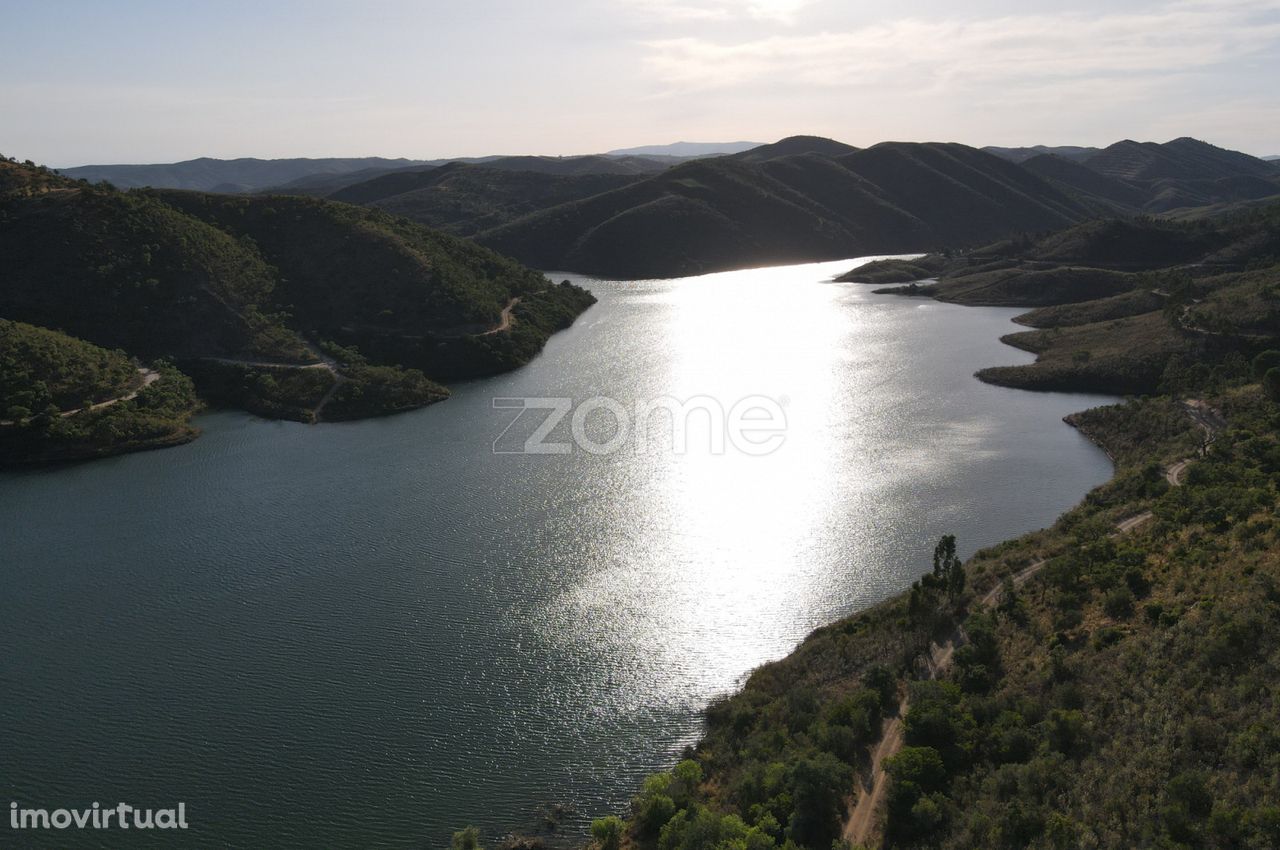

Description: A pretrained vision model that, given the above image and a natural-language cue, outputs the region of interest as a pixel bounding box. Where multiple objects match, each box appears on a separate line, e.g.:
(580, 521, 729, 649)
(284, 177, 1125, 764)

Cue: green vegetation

(835, 257, 945, 284)
(328, 163, 642, 236)
(604, 376, 1280, 849)
(1012, 289, 1167, 329)
(151, 190, 543, 332)
(1065, 397, 1201, 468)
(1080, 137, 1280, 214)
(1, 319, 138, 415)
(0, 319, 199, 464)
(855, 207, 1280, 395)
(887, 266, 1140, 308)
(0, 156, 594, 463)
(55, 156, 437, 193)
(599, 202, 1280, 850)
(978, 311, 1197, 394)
(152, 190, 595, 381)
(180, 361, 335, 423)
(479, 140, 1093, 279)
(322, 364, 448, 421)
(591, 815, 624, 850)
(879, 389, 1280, 849)
(452, 826, 483, 850)
(0, 173, 310, 362)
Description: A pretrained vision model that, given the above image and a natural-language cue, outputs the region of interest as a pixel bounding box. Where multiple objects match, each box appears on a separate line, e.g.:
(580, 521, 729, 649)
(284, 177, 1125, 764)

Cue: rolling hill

(326, 162, 643, 236)
(0, 163, 311, 362)
(56, 156, 434, 193)
(1020, 153, 1151, 214)
(60, 153, 678, 197)
(150, 188, 594, 380)
(731, 135, 860, 163)
(0, 156, 595, 461)
(477, 139, 1095, 278)
(1079, 138, 1280, 213)
(0, 319, 200, 464)
(605, 141, 762, 157)
(983, 144, 1100, 163)
(465, 154, 671, 177)
(267, 153, 675, 198)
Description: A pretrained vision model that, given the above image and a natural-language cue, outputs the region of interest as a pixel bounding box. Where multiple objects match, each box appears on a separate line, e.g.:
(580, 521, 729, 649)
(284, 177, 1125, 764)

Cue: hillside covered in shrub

(0, 156, 595, 464)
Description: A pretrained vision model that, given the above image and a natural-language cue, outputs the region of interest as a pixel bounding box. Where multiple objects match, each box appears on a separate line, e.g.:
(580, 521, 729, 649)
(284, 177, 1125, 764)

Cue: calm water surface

(0, 258, 1116, 848)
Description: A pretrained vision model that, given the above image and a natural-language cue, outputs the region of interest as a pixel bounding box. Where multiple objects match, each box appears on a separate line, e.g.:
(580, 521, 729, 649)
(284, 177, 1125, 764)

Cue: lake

(0, 257, 1116, 848)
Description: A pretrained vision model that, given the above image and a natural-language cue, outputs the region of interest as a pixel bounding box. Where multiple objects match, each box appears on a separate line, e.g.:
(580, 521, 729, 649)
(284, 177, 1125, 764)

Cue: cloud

(639, 1, 1280, 96)
(621, 0, 814, 26)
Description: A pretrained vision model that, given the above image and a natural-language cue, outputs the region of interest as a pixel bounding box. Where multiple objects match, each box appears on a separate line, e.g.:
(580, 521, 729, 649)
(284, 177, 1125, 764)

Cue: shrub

(1252, 350, 1280, 379)
(591, 816, 624, 850)
(786, 754, 852, 849)
(1265, 367, 1280, 403)
(886, 747, 948, 840)
(1103, 587, 1135, 619)
(1045, 709, 1089, 757)
(451, 826, 482, 850)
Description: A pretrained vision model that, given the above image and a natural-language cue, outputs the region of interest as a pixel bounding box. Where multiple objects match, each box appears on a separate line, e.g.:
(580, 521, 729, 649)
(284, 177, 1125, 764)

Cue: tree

(591, 816, 624, 850)
(633, 771, 679, 838)
(451, 826, 482, 850)
(1252, 350, 1280, 379)
(787, 754, 852, 849)
(931, 534, 966, 600)
(948, 558, 966, 600)
(903, 681, 976, 766)
(932, 535, 958, 577)
(1264, 367, 1280, 403)
(885, 746, 948, 838)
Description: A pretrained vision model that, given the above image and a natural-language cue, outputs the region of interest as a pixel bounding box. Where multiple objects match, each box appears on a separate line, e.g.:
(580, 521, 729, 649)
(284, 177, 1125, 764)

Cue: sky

(2, 0, 1278, 166)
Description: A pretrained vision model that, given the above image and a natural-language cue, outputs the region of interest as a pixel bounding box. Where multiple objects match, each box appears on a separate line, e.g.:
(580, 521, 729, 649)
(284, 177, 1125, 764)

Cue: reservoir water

(0, 257, 1116, 848)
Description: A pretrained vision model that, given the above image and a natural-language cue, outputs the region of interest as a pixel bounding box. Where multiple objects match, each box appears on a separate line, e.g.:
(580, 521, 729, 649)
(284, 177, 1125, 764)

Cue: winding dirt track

(482, 297, 520, 335)
(202, 346, 345, 420)
(1, 369, 161, 426)
(841, 401, 1222, 847)
(64, 368, 160, 417)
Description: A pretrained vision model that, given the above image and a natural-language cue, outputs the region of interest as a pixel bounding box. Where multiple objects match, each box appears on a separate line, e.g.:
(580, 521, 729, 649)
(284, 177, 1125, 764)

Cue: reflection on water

(0, 257, 1116, 848)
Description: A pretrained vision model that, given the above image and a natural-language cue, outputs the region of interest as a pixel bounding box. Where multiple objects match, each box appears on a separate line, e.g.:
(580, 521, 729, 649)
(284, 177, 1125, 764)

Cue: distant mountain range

(54, 149, 715, 194)
(49, 136, 1280, 279)
(469, 136, 1280, 277)
(476, 139, 1091, 278)
(604, 141, 762, 157)
(56, 157, 434, 193)
(982, 145, 1100, 164)
(325, 163, 642, 236)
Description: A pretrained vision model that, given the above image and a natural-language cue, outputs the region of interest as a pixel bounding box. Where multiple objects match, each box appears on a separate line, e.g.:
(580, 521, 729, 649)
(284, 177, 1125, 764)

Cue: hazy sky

(3, 0, 1278, 166)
